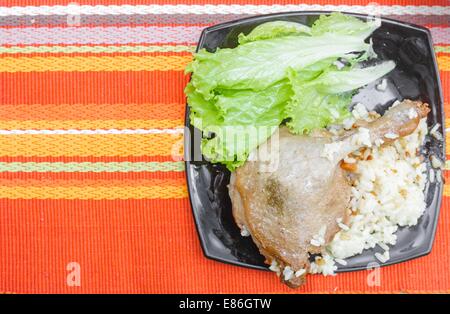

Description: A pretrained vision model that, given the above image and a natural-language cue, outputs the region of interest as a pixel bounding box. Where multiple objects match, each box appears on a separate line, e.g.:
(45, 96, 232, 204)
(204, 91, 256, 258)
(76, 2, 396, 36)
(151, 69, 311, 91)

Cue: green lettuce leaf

(238, 20, 311, 44)
(185, 81, 292, 170)
(311, 12, 380, 38)
(201, 125, 278, 171)
(285, 69, 352, 134)
(185, 82, 222, 129)
(312, 61, 396, 94)
(285, 61, 396, 134)
(187, 33, 370, 99)
(214, 81, 292, 125)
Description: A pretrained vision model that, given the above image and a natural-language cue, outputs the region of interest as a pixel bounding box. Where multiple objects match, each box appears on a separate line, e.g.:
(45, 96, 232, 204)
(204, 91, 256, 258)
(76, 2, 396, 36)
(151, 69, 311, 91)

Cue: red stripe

(0, 177, 184, 187)
(0, 103, 185, 121)
(0, 18, 448, 31)
(0, 198, 189, 210)
(0, 21, 445, 29)
(0, 71, 189, 105)
(0, 171, 185, 181)
(0, 156, 182, 162)
(443, 169, 450, 180)
(441, 71, 450, 105)
(0, 22, 444, 31)
(0, 0, 447, 6)
(424, 24, 450, 29)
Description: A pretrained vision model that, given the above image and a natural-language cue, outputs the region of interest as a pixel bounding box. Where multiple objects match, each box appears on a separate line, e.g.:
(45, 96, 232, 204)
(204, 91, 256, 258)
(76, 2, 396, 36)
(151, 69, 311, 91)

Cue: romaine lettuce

(187, 34, 370, 99)
(238, 20, 311, 44)
(185, 12, 395, 170)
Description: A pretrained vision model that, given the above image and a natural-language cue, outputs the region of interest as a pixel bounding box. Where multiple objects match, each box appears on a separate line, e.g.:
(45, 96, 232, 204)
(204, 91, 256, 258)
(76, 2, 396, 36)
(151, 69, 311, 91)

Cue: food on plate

(229, 100, 429, 287)
(185, 12, 436, 287)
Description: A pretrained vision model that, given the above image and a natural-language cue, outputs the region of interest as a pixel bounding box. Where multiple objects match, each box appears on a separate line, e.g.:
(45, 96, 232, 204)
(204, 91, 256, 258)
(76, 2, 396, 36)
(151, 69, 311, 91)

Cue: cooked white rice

(353, 127, 372, 147)
(310, 254, 338, 276)
(431, 154, 443, 169)
(240, 225, 250, 237)
(313, 108, 428, 276)
(352, 103, 369, 120)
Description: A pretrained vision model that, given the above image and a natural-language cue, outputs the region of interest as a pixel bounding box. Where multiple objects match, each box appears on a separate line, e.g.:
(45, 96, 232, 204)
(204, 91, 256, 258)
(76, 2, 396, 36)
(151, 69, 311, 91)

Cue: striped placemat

(0, 0, 449, 294)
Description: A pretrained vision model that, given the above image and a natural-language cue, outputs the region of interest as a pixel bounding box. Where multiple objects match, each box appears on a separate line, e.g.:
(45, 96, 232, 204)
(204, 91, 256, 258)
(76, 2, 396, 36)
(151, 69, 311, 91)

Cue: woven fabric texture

(0, 0, 449, 294)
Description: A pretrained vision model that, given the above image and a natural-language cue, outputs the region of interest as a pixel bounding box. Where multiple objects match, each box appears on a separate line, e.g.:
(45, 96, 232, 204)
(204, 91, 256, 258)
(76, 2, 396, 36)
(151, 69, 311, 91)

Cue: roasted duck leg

(229, 100, 429, 287)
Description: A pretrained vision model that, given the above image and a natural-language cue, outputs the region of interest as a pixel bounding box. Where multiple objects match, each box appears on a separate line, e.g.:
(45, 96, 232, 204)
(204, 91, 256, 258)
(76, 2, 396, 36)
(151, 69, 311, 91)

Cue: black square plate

(185, 12, 445, 272)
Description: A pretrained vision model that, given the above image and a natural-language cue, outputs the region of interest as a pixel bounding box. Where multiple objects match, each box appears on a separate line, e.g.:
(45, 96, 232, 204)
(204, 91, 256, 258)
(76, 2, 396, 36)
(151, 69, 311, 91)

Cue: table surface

(0, 0, 448, 294)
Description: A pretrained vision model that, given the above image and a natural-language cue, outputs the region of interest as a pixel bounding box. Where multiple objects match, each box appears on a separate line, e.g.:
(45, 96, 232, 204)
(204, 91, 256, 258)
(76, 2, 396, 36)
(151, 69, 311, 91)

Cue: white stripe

(0, 128, 184, 135)
(0, 4, 448, 16)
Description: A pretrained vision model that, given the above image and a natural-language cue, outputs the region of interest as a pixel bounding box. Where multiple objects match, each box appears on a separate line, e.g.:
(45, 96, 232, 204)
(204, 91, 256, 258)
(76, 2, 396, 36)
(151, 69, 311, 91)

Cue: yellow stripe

(0, 55, 445, 73)
(438, 56, 450, 71)
(446, 132, 450, 155)
(0, 55, 192, 72)
(445, 160, 450, 170)
(0, 134, 183, 157)
(0, 55, 446, 73)
(435, 45, 450, 54)
(445, 118, 449, 156)
(0, 185, 187, 199)
(442, 184, 450, 197)
(0, 119, 184, 130)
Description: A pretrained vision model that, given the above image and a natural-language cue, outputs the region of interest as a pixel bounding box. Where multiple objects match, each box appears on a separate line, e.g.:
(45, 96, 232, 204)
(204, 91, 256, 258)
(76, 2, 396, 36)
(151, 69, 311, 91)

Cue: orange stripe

(0, 178, 184, 187)
(0, 103, 184, 121)
(441, 71, 450, 105)
(0, 67, 446, 107)
(0, 134, 183, 157)
(0, 69, 447, 106)
(0, 71, 189, 105)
